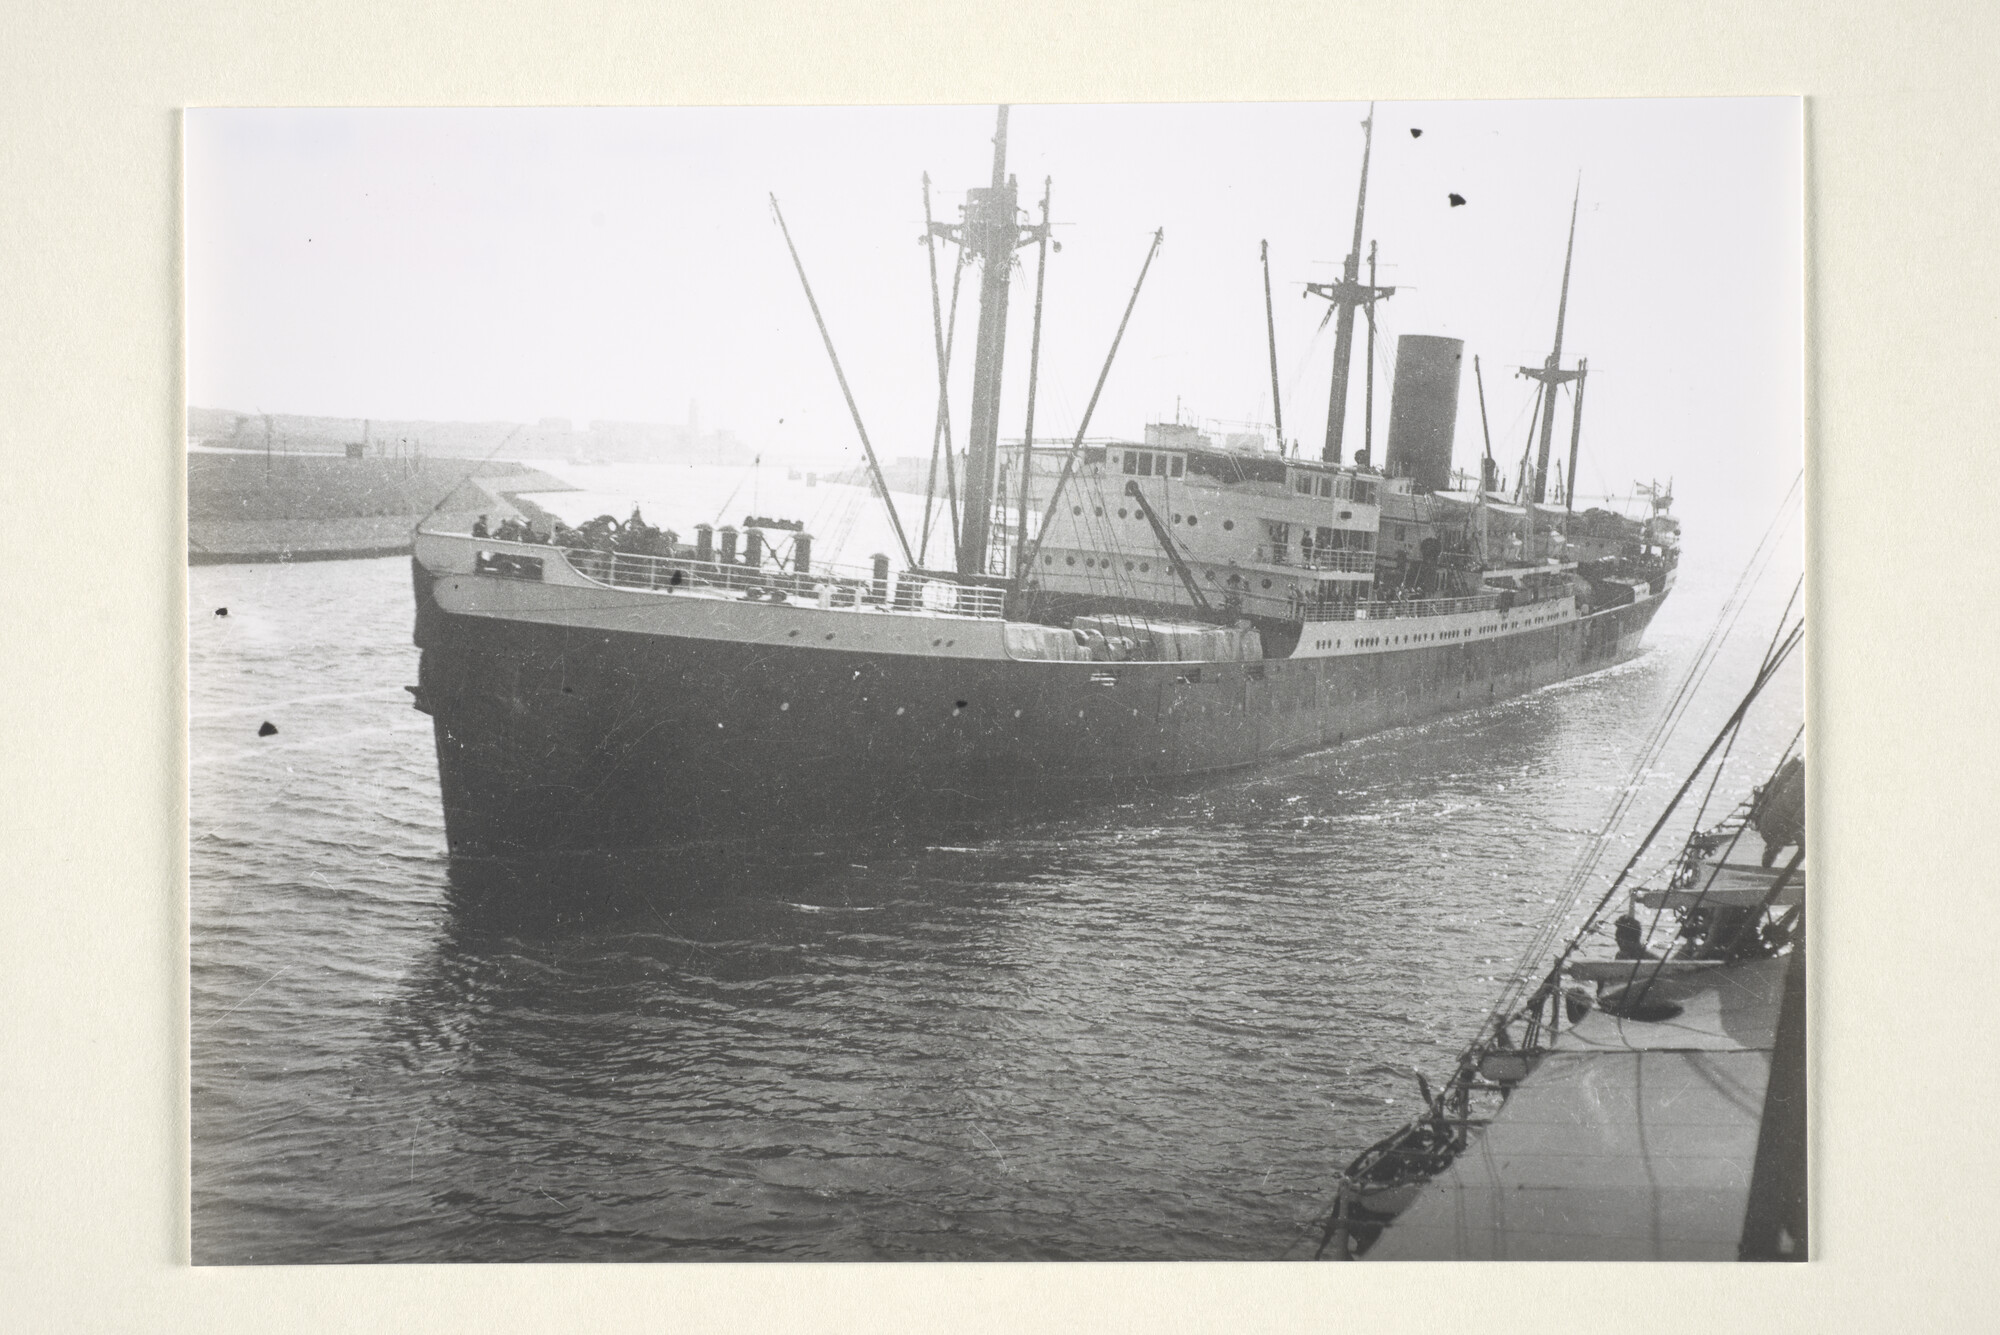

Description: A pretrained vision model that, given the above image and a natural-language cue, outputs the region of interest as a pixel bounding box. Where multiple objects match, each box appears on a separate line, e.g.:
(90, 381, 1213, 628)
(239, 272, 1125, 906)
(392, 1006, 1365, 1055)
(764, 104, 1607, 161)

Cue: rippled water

(189, 541, 1800, 1262)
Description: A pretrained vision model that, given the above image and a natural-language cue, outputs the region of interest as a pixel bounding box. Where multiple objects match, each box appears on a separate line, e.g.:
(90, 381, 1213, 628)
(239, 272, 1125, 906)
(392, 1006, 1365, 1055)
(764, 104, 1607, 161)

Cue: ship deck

(1365, 956, 1790, 1261)
(1364, 828, 1802, 1262)
(416, 528, 1630, 664)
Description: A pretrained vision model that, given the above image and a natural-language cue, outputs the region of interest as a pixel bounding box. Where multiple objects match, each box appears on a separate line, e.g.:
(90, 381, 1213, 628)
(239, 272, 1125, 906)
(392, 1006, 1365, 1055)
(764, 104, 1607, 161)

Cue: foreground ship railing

(465, 536, 1009, 619)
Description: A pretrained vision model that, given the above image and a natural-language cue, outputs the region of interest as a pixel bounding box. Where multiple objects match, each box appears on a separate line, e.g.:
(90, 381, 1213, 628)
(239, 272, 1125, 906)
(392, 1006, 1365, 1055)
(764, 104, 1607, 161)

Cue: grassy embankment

(187, 454, 576, 564)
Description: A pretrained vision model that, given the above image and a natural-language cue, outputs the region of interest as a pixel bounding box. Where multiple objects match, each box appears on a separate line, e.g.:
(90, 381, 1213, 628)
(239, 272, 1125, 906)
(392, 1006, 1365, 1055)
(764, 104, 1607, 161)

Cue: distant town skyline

(184, 401, 757, 467)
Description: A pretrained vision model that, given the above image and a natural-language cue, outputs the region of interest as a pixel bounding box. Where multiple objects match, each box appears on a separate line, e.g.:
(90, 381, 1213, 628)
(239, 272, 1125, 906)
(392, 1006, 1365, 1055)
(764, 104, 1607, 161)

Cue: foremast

(931, 106, 1052, 579)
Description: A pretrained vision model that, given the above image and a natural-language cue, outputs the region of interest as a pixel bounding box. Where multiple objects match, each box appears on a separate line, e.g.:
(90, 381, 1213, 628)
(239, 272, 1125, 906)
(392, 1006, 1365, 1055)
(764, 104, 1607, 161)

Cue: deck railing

(1298, 592, 1504, 623)
(1300, 548, 1378, 573)
(550, 544, 1008, 619)
(1251, 544, 1377, 573)
(461, 531, 1527, 628)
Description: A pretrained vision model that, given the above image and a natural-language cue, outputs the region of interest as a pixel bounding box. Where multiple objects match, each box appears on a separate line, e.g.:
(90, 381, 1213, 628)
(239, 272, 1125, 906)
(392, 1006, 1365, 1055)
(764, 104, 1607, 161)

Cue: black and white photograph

(186, 99, 1804, 1263)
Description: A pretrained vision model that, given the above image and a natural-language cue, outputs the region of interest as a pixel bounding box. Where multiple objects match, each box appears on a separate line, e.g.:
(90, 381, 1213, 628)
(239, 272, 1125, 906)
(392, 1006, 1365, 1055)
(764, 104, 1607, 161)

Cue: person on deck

(1613, 913, 1656, 961)
(472, 515, 489, 538)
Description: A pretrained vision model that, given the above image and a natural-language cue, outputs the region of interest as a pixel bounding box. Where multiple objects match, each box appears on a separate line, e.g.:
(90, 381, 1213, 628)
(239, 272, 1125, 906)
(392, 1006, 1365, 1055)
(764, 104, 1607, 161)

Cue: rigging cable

(1018, 227, 1166, 589)
(1465, 469, 1802, 1047)
(416, 424, 525, 530)
(769, 193, 916, 569)
(1682, 573, 1804, 841)
(1622, 714, 1805, 998)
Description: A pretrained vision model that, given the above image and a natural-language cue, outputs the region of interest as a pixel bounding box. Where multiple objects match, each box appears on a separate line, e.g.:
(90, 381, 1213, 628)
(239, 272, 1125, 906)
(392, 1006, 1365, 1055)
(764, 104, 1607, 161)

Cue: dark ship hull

(411, 548, 1665, 858)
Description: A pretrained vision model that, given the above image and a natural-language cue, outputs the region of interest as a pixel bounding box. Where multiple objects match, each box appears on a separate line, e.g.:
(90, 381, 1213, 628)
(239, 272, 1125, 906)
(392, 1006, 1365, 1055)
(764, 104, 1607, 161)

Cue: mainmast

(934, 106, 1049, 578)
(1519, 183, 1586, 505)
(1307, 105, 1395, 465)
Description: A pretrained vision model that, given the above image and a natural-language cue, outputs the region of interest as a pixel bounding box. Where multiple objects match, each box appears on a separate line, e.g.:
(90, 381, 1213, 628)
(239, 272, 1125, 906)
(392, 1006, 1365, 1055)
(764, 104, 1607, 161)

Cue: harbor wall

(188, 455, 575, 564)
(188, 405, 758, 466)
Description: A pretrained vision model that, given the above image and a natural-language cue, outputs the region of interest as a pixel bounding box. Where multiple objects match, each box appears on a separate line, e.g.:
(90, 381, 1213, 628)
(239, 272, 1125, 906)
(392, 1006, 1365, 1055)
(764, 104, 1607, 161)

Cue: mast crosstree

(929, 106, 1054, 578)
(1307, 105, 1396, 466)
(1518, 183, 1589, 506)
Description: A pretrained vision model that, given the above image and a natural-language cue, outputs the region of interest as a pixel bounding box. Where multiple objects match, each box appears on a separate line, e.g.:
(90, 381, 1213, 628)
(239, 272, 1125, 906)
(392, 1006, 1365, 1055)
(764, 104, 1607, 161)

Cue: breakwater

(188, 454, 575, 564)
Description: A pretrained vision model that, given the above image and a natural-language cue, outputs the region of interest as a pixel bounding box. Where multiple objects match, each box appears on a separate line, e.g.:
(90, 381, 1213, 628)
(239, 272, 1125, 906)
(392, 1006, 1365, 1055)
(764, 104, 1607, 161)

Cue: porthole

(1205, 570, 1216, 581)
(1066, 556, 1076, 566)
(1125, 561, 1135, 571)
(1187, 515, 1198, 526)
(1140, 563, 1150, 573)
(1222, 519, 1234, 530)
(1044, 554, 1054, 565)
(1173, 513, 1183, 524)
(1072, 505, 1083, 515)
(1118, 508, 1129, 519)
(1261, 578, 1272, 589)
(780, 702, 790, 711)
(1094, 505, 1104, 516)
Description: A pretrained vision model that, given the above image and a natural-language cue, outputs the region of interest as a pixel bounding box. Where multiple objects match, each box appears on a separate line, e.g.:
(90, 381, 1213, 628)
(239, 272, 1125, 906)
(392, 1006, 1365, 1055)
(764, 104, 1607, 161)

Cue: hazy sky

(187, 100, 1800, 531)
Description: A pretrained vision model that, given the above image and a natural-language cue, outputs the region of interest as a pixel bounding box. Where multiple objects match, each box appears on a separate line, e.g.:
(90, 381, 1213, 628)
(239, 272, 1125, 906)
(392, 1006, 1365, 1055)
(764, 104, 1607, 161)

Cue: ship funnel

(1384, 334, 1463, 493)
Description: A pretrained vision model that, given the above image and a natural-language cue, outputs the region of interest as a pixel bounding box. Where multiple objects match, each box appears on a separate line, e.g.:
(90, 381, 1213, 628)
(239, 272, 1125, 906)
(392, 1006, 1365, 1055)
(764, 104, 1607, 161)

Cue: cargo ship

(409, 106, 1678, 858)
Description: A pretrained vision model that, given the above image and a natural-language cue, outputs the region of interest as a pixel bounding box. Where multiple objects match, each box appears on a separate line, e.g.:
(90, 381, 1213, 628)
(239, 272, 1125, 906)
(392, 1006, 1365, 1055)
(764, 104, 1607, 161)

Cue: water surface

(190, 540, 1799, 1262)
